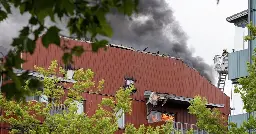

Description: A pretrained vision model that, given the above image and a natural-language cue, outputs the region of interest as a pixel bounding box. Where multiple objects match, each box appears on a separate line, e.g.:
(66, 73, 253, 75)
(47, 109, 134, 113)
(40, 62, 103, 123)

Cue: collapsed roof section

(144, 90, 224, 108)
(226, 10, 248, 27)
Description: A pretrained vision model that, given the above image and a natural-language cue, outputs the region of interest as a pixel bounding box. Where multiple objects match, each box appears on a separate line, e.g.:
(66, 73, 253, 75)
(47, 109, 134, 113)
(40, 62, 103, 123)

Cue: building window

(25, 95, 40, 102)
(66, 70, 75, 79)
(124, 77, 137, 94)
(116, 109, 125, 129)
(147, 110, 175, 123)
(39, 95, 48, 103)
(64, 63, 75, 80)
(75, 100, 84, 114)
(64, 63, 74, 70)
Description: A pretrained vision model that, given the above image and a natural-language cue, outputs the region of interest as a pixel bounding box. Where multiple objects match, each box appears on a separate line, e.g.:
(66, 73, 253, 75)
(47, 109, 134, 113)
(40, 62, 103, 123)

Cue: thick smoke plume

(0, 0, 215, 83)
(105, 0, 215, 83)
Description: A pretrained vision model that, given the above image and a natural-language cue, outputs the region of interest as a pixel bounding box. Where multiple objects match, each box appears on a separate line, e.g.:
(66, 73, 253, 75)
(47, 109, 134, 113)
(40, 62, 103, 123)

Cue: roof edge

(58, 35, 221, 91)
(226, 10, 248, 23)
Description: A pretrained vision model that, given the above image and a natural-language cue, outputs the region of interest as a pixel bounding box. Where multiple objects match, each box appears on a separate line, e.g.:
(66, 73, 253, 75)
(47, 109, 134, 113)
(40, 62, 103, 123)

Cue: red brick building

(1, 36, 230, 133)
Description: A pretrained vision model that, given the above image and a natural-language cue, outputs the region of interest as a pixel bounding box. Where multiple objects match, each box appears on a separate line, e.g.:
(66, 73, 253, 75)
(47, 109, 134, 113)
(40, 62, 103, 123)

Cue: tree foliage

(0, 60, 182, 134)
(0, 0, 138, 100)
(188, 96, 228, 134)
(0, 60, 130, 133)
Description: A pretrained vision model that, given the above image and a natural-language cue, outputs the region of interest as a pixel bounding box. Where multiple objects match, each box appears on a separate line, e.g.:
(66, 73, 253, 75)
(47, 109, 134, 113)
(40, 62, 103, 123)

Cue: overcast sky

(167, 0, 248, 115)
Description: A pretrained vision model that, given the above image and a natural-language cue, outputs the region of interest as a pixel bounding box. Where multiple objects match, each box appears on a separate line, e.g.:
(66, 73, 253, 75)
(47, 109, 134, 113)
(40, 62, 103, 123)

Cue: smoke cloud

(0, 0, 215, 83)
(105, 0, 215, 83)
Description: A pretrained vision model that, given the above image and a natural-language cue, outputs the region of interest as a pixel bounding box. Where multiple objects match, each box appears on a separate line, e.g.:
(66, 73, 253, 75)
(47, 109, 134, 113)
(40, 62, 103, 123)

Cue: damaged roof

(22, 36, 230, 115)
(144, 90, 225, 108)
(60, 35, 214, 87)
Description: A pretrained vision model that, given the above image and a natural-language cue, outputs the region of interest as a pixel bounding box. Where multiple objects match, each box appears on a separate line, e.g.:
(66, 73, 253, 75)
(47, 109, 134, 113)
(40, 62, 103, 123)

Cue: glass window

(116, 109, 125, 129)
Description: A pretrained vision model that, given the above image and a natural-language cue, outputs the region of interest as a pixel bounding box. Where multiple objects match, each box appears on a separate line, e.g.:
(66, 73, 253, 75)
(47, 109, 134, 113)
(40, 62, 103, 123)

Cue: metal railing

(50, 104, 68, 115)
(172, 122, 207, 134)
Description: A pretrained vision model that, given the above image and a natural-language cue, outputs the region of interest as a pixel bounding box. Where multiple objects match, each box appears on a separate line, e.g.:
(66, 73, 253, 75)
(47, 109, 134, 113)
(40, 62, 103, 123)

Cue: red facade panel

(20, 37, 230, 128)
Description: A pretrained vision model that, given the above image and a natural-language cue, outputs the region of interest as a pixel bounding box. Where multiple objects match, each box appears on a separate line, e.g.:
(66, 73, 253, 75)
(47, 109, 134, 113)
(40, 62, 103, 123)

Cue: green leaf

(29, 17, 38, 25)
(42, 26, 60, 47)
(11, 38, 23, 47)
(27, 78, 42, 91)
(34, 25, 45, 40)
(59, 0, 74, 15)
(5, 51, 25, 69)
(37, 8, 54, 23)
(24, 38, 36, 54)
(0, 10, 7, 21)
(19, 3, 26, 14)
(20, 26, 30, 36)
(1, 82, 20, 100)
(33, 0, 55, 23)
(62, 53, 72, 64)
(71, 46, 84, 56)
(92, 40, 108, 52)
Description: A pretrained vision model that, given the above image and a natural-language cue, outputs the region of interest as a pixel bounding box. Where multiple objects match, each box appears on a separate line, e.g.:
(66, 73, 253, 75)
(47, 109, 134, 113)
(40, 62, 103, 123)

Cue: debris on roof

(58, 35, 219, 89)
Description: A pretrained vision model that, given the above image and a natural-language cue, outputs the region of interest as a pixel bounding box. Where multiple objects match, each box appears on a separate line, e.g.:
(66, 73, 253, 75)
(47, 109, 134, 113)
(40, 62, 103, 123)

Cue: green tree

(188, 96, 228, 134)
(0, 0, 138, 100)
(0, 60, 178, 134)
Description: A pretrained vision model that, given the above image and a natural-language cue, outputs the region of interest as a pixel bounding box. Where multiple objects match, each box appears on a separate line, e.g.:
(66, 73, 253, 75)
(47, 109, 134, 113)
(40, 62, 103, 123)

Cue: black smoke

(105, 0, 215, 83)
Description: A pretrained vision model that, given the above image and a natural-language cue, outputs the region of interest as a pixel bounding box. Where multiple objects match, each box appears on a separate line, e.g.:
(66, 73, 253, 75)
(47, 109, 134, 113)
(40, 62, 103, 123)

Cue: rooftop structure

(226, 10, 248, 27)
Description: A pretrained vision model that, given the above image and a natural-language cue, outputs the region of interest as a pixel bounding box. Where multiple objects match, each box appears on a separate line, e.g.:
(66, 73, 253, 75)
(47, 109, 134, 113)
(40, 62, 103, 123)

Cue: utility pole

(248, 0, 254, 133)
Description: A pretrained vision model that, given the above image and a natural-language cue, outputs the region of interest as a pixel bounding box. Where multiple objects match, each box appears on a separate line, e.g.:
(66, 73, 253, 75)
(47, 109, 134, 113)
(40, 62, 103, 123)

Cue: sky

(0, 0, 248, 115)
(166, 0, 248, 115)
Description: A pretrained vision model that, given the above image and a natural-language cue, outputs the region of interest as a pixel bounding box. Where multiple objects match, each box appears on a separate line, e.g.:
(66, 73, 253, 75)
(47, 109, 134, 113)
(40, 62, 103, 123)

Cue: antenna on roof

(143, 47, 148, 51)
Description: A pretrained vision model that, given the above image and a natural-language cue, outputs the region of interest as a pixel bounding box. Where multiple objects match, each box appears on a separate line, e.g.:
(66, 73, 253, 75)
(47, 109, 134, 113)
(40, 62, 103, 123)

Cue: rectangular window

(147, 110, 175, 123)
(25, 95, 40, 102)
(76, 100, 84, 114)
(39, 95, 48, 103)
(116, 109, 125, 129)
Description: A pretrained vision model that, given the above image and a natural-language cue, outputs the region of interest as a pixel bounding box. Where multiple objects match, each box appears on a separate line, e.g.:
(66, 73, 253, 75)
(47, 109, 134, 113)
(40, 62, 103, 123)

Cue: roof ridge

(59, 35, 220, 90)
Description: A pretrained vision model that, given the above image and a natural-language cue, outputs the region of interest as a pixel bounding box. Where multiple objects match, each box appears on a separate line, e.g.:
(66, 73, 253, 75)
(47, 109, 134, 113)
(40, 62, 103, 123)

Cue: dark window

(64, 63, 74, 70)
(123, 77, 137, 94)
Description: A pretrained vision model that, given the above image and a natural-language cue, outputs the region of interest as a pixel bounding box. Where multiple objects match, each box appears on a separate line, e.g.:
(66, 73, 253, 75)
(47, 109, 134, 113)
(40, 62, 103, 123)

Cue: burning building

(0, 37, 231, 133)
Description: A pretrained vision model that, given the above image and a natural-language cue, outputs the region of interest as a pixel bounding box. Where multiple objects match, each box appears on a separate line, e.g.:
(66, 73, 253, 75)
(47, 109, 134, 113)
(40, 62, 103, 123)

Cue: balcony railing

(50, 104, 68, 115)
(172, 122, 207, 134)
(25, 95, 84, 115)
(228, 49, 249, 81)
